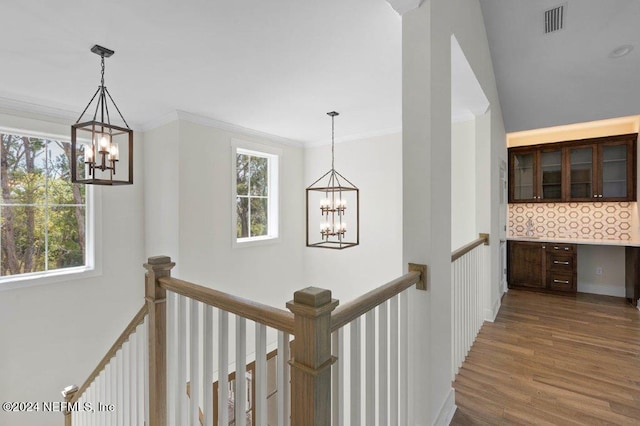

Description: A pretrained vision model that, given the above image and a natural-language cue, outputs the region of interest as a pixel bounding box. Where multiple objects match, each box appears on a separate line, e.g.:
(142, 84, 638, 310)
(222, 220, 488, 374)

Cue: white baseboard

(484, 294, 501, 322)
(577, 283, 625, 298)
(433, 387, 456, 426)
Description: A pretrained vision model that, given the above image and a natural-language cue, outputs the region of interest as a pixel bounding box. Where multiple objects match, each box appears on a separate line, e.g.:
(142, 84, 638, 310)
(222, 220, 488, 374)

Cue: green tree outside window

(1, 132, 86, 278)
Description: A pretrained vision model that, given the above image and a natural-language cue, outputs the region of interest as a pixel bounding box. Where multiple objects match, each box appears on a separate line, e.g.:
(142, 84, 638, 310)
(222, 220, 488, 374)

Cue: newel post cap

(144, 255, 175, 269)
(287, 286, 339, 316)
(61, 385, 78, 399)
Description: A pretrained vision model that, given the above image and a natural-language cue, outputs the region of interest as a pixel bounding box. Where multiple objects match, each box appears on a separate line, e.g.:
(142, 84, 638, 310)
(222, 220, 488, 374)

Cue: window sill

(233, 235, 280, 249)
(0, 266, 100, 292)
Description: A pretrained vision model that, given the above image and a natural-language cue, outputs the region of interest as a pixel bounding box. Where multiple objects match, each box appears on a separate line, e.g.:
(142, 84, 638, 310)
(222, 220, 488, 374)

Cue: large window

(233, 142, 279, 244)
(0, 131, 89, 280)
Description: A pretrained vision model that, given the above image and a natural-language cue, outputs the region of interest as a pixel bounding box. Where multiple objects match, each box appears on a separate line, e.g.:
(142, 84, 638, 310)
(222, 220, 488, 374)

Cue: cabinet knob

(542, 246, 546, 249)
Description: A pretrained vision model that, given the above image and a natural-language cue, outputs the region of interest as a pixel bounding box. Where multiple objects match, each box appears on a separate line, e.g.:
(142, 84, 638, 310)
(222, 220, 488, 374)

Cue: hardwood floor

(451, 290, 640, 425)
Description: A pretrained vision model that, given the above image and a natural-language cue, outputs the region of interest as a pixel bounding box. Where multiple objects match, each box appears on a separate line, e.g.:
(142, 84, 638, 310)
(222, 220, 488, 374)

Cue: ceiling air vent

(544, 4, 566, 34)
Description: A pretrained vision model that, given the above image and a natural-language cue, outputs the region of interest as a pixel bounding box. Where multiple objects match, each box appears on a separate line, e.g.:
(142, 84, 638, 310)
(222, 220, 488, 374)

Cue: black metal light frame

(71, 45, 133, 185)
(306, 112, 359, 249)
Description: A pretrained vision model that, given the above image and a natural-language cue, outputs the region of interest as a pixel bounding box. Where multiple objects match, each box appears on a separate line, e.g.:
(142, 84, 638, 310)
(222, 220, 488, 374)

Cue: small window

(233, 142, 279, 245)
(0, 130, 91, 282)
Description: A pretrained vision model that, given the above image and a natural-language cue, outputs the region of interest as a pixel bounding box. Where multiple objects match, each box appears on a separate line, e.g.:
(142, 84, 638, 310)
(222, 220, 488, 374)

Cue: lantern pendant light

(71, 45, 133, 185)
(306, 111, 359, 249)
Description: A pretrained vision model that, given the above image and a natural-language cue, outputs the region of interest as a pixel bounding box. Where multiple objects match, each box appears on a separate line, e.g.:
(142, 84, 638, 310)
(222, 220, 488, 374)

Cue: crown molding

(385, 0, 425, 15)
(0, 96, 78, 124)
(0, 95, 145, 130)
(142, 110, 305, 148)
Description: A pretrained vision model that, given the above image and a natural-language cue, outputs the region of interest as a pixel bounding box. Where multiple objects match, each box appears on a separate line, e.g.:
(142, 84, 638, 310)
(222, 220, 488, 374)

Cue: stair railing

(64, 256, 427, 426)
(451, 233, 489, 379)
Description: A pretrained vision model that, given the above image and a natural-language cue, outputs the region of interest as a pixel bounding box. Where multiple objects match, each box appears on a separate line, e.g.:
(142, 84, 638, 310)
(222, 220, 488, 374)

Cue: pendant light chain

(100, 55, 105, 89)
(331, 113, 335, 171)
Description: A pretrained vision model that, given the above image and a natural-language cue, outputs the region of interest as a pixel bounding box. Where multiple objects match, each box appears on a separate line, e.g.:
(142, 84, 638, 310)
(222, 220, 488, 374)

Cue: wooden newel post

(61, 385, 78, 426)
(286, 287, 339, 426)
(144, 256, 175, 426)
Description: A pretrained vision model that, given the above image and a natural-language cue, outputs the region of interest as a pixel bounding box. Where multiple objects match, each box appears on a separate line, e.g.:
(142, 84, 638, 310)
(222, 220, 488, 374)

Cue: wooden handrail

(159, 276, 295, 335)
(70, 304, 148, 404)
(330, 271, 421, 332)
(451, 233, 489, 262)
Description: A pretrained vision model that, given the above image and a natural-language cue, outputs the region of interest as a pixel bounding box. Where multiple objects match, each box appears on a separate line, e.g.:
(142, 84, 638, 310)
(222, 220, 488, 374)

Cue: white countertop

(507, 236, 640, 247)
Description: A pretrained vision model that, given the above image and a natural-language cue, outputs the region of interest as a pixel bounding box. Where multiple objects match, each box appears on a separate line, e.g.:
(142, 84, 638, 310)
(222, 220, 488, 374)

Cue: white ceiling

(480, 0, 640, 133)
(0, 0, 404, 144)
(5, 1, 625, 144)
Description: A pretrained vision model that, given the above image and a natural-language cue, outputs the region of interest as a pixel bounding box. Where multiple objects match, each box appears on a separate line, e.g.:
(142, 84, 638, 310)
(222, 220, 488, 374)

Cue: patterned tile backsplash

(508, 202, 638, 241)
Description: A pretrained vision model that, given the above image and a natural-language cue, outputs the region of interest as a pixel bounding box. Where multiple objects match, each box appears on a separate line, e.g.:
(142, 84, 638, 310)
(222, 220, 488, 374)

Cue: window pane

(1, 134, 46, 204)
(236, 154, 249, 196)
(250, 198, 268, 237)
(1, 206, 46, 276)
(47, 206, 86, 269)
(47, 140, 86, 204)
(250, 156, 268, 196)
(237, 197, 249, 238)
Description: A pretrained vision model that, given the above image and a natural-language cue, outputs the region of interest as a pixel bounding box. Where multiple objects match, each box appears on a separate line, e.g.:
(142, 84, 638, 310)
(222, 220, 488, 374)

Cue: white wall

(402, 0, 506, 424)
(451, 119, 477, 250)
(303, 132, 403, 303)
(0, 110, 146, 426)
(144, 120, 180, 271)
(577, 245, 626, 297)
(144, 118, 306, 309)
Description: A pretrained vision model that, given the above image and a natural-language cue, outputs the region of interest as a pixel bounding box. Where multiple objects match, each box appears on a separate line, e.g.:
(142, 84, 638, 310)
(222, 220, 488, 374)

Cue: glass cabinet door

(569, 147, 593, 199)
(601, 144, 628, 198)
(512, 152, 535, 201)
(540, 150, 562, 201)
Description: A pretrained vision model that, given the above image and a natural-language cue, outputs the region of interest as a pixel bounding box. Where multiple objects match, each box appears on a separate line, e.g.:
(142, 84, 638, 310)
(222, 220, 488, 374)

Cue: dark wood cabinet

(507, 240, 577, 294)
(507, 241, 546, 288)
(509, 147, 563, 202)
(509, 134, 637, 203)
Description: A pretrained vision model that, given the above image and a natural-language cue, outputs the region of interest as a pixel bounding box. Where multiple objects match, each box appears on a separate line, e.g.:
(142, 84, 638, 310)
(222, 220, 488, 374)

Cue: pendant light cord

(331, 114, 335, 171)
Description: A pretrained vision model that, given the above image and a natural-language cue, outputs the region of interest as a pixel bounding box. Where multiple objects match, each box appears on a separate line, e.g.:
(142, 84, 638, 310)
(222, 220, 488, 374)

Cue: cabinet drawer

(546, 244, 575, 254)
(547, 273, 576, 292)
(547, 254, 574, 273)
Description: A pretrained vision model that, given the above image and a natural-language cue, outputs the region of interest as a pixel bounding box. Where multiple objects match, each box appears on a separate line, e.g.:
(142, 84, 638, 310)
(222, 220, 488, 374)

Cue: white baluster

(365, 310, 375, 425)
(399, 290, 408, 426)
(167, 291, 177, 426)
(143, 316, 150, 425)
(255, 323, 267, 425)
(218, 311, 229, 426)
(235, 316, 247, 425)
(331, 328, 344, 426)
(109, 355, 120, 425)
(103, 362, 113, 426)
(379, 301, 388, 425)
(130, 332, 137, 426)
(177, 295, 187, 425)
(277, 331, 290, 426)
(137, 320, 145, 426)
(350, 317, 361, 426)
(389, 295, 399, 426)
(190, 299, 200, 426)
(117, 348, 124, 426)
(123, 341, 130, 426)
(203, 305, 214, 426)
